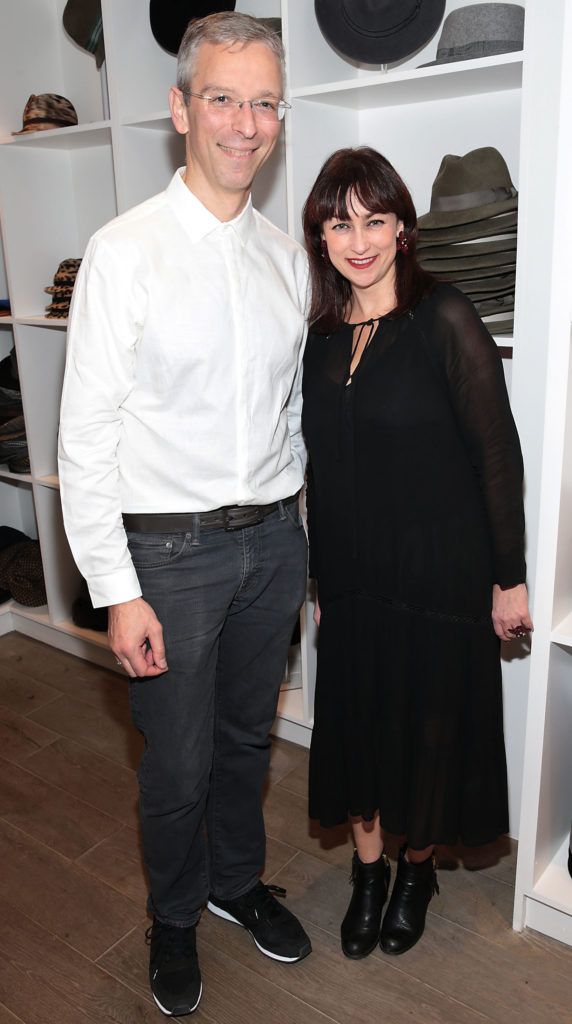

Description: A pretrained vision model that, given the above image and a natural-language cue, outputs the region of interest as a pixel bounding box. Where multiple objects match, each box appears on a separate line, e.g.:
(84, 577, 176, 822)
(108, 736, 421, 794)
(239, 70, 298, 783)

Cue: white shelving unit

(510, 0, 572, 946)
(2, 3, 570, 948)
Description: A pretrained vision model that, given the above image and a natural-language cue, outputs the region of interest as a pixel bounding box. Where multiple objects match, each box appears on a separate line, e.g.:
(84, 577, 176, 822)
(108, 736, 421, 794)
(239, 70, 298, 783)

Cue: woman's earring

(396, 230, 409, 255)
(320, 239, 329, 261)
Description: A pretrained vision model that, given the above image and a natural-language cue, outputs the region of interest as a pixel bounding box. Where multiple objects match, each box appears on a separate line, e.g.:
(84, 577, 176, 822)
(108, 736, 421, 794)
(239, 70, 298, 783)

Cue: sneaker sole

(206, 901, 311, 963)
(152, 981, 203, 1016)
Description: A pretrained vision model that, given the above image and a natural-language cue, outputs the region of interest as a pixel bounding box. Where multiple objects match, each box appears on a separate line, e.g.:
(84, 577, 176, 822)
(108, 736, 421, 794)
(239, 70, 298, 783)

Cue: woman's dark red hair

(302, 146, 434, 333)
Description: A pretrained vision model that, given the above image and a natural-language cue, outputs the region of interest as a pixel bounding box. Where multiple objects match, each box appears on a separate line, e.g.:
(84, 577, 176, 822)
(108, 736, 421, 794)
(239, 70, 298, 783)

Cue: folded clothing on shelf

(0, 526, 46, 606)
(0, 299, 10, 318)
(45, 258, 82, 318)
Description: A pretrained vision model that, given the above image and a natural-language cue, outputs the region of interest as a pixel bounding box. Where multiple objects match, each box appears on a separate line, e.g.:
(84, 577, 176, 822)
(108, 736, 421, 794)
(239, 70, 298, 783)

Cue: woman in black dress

(301, 147, 532, 959)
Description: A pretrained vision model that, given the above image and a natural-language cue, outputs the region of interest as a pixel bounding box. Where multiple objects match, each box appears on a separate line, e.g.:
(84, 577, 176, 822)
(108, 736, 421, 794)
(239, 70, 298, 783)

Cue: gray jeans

(127, 498, 308, 927)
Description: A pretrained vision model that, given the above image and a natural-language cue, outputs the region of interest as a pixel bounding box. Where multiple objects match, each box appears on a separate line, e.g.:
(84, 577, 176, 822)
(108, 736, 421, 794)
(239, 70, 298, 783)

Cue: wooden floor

(0, 632, 571, 1023)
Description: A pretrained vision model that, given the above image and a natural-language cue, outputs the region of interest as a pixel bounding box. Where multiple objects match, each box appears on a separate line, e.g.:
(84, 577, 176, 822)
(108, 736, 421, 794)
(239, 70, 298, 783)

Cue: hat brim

(481, 317, 514, 335)
(417, 236, 518, 260)
(425, 253, 519, 274)
(315, 0, 446, 64)
(418, 193, 517, 230)
(150, 0, 236, 56)
(417, 211, 518, 245)
(418, 40, 523, 68)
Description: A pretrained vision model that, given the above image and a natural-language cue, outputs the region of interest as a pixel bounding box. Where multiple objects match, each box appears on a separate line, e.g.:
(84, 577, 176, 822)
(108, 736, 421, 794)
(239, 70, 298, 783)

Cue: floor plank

(0, 900, 160, 1024)
(0, 706, 58, 765)
(0, 819, 141, 960)
(23, 737, 139, 828)
(0, 663, 61, 716)
(77, 825, 148, 904)
(27, 694, 143, 770)
(0, 758, 121, 860)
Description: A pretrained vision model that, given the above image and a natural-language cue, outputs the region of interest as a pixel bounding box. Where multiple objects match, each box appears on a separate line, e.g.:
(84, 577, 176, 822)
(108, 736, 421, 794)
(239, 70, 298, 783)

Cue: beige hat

(13, 94, 78, 135)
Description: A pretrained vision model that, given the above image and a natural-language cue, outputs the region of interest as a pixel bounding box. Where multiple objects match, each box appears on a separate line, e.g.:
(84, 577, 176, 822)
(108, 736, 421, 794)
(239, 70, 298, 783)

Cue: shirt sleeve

(58, 233, 145, 608)
(429, 287, 526, 589)
(286, 259, 310, 483)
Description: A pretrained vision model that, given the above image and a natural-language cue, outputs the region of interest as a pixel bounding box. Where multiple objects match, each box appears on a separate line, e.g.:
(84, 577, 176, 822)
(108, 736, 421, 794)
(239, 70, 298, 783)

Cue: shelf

(36, 474, 59, 490)
(552, 611, 572, 646)
(5, 600, 50, 624)
(0, 316, 13, 325)
(122, 111, 172, 130)
(532, 837, 572, 916)
(1, 121, 112, 150)
(53, 617, 110, 649)
(0, 469, 32, 484)
(290, 52, 523, 110)
(14, 317, 68, 328)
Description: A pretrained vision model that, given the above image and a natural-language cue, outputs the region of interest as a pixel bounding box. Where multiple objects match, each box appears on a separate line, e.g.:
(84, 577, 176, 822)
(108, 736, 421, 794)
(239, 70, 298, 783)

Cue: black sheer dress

(302, 283, 525, 848)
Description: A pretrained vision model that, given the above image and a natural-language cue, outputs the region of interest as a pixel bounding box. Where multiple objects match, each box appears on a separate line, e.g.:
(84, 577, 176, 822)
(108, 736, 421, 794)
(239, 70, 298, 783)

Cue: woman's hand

(492, 582, 533, 642)
(313, 593, 321, 627)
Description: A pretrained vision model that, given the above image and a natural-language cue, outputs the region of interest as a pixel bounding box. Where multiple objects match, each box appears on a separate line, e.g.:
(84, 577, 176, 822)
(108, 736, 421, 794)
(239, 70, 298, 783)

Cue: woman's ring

(115, 658, 123, 666)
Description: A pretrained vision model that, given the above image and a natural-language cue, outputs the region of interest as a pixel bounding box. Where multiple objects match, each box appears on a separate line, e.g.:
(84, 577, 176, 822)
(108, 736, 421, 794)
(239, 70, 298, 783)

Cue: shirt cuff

(87, 566, 142, 609)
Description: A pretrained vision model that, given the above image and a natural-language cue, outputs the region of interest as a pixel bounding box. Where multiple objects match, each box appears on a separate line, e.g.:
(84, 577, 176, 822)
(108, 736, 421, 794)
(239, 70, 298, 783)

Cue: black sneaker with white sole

(147, 919, 202, 1017)
(207, 881, 311, 963)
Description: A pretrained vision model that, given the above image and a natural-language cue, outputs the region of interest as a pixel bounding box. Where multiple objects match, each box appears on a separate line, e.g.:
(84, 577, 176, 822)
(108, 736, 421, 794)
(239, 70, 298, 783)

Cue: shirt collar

(166, 167, 255, 247)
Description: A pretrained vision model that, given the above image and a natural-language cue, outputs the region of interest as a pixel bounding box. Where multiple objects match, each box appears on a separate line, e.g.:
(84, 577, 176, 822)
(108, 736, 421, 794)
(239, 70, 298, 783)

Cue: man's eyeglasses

(183, 90, 291, 123)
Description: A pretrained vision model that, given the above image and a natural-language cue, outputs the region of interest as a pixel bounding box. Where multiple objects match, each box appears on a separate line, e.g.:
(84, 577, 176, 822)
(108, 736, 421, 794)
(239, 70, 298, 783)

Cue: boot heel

(341, 850, 391, 959)
(379, 846, 438, 955)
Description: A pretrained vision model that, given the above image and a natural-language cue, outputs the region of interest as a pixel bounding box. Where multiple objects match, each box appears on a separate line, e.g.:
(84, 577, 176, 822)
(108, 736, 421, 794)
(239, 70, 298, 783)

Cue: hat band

(437, 39, 523, 61)
(432, 185, 517, 212)
(22, 115, 76, 127)
(342, 0, 421, 39)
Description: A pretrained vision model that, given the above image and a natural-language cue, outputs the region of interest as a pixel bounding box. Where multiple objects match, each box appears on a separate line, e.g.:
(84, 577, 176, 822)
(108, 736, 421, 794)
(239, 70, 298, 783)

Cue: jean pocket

(283, 501, 304, 530)
(126, 531, 190, 570)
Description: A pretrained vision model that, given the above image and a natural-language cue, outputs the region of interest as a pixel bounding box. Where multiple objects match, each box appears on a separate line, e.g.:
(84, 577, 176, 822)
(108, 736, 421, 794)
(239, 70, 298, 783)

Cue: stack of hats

(44, 258, 82, 319)
(0, 347, 29, 474)
(0, 526, 46, 607)
(417, 147, 518, 335)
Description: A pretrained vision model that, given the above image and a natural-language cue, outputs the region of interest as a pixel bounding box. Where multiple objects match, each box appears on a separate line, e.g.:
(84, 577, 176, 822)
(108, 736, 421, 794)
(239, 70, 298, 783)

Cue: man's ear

(169, 86, 189, 135)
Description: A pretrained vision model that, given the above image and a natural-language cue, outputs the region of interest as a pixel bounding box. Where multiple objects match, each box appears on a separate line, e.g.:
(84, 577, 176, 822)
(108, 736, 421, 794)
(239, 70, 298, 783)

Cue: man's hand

(492, 582, 534, 643)
(108, 597, 168, 678)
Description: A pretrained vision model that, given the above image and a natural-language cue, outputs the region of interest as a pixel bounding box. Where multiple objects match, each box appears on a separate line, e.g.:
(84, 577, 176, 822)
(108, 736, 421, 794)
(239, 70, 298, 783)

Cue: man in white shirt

(59, 12, 310, 1017)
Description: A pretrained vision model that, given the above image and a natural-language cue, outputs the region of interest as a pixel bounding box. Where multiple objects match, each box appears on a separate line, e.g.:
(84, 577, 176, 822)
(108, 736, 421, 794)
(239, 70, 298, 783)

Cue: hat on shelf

(72, 578, 108, 632)
(12, 94, 78, 135)
(314, 0, 446, 65)
(418, 235, 517, 265)
(0, 537, 46, 606)
(44, 258, 82, 319)
(0, 299, 11, 317)
(63, 0, 105, 68)
(0, 347, 20, 399)
(0, 415, 28, 471)
(150, 1, 236, 56)
(419, 3, 525, 67)
(418, 147, 518, 230)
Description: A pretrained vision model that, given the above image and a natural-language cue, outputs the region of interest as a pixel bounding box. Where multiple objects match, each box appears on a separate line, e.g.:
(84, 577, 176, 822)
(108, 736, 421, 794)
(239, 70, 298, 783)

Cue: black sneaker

(207, 881, 311, 963)
(146, 919, 202, 1016)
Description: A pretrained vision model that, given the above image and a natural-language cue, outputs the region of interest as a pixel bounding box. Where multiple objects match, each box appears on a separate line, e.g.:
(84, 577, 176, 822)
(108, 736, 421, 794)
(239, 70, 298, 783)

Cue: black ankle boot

(379, 846, 439, 955)
(341, 850, 391, 959)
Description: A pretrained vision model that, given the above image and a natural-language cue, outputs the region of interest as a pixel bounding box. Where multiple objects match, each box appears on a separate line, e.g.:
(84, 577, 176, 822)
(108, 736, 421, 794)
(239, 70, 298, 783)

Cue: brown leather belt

(122, 491, 300, 533)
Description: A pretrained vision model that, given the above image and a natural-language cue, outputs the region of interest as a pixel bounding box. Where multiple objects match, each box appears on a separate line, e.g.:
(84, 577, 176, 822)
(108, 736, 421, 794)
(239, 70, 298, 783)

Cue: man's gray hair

(177, 12, 285, 93)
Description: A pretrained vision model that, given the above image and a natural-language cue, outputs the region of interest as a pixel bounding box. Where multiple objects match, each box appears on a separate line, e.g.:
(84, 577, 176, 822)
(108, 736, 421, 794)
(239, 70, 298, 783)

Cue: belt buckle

(223, 505, 264, 531)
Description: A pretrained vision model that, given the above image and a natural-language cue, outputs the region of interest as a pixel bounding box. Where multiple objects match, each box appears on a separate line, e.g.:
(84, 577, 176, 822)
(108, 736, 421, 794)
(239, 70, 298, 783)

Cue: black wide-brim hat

(315, 0, 446, 64)
(150, 1, 236, 56)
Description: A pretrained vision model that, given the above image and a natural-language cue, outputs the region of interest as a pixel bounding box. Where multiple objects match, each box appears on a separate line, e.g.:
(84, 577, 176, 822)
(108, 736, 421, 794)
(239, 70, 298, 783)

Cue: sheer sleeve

(424, 286, 526, 589)
(305, 456, 317, 580)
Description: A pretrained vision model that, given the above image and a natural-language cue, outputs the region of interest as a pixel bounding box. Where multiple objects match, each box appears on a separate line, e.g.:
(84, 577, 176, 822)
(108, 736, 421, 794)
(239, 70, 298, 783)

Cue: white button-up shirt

(59, 169, 309, 608)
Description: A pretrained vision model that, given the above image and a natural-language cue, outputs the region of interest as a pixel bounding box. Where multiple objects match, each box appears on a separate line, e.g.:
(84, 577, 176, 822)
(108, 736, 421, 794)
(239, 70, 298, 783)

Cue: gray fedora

(420, 3, 524, 67)
(418, 147, 517, 229)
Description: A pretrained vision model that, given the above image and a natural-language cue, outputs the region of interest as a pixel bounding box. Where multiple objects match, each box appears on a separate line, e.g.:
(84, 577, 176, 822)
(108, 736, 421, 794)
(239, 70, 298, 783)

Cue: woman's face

(321, 194, 403, 294)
